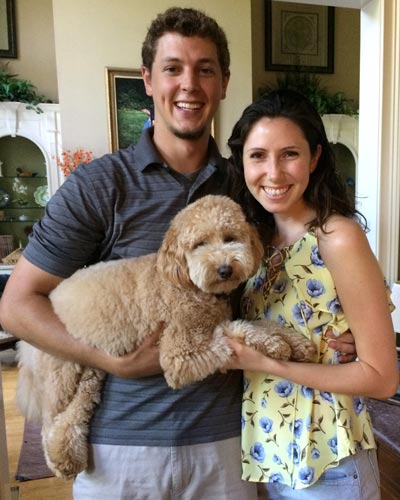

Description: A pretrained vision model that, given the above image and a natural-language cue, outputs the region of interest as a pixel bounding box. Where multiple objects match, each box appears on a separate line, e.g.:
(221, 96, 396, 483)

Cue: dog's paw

(287, 334, 317, 362)
(162, 328, 233, 389)
(44, 419, 89, 480)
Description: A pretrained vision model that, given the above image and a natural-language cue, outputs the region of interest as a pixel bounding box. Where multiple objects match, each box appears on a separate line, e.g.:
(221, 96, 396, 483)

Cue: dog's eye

(223, 235, 237, 244)
(192, 241, 206, 250)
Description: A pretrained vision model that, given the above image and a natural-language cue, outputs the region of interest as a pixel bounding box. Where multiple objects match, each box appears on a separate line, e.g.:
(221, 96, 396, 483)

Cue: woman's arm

(226, 218, 399, 399)
(0, 256, 161, 378)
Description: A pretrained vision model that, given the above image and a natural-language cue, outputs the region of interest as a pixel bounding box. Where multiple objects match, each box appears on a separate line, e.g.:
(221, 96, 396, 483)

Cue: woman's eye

(249, 152, 264, 160)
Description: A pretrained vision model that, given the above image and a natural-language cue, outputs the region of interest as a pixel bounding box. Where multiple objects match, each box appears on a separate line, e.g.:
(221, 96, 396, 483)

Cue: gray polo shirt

(23, 128, 243, 446)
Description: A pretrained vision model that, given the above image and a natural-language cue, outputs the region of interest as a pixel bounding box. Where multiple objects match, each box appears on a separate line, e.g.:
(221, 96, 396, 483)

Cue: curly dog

(16, 194, 316, 479)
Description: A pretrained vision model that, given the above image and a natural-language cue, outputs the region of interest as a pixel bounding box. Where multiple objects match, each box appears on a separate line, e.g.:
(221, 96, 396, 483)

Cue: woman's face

(243, 116, 321, 219)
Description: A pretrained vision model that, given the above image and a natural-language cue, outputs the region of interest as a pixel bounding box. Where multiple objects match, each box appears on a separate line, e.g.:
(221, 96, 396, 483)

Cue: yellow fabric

(240, 231, 389, 489)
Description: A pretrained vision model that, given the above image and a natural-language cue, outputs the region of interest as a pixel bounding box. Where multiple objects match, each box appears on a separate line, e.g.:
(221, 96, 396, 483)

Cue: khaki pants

(73, 437, 257, 500)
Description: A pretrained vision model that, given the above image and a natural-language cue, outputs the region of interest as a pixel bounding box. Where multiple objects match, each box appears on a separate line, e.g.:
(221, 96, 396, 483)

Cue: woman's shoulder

(316, 215, 369, 261)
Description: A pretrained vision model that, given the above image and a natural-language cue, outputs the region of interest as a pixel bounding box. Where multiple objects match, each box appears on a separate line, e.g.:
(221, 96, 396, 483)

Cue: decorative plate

(0, 188, 10, 208)
(33, 185, 49, 207)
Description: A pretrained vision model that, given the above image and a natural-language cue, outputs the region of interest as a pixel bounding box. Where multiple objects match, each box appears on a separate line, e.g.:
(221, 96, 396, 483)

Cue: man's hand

(326, 329, 357, 363)
(106, 325, 163, 378)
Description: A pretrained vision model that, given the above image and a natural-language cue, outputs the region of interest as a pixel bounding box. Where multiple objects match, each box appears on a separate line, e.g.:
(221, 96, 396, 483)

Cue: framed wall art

(105, 68, 153, 152)
(0, 0, 17, 58)
(265, 1, 334, 74)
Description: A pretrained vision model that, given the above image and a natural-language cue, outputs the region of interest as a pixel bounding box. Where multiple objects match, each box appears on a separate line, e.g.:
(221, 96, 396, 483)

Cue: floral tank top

(240, 231, 389, 489)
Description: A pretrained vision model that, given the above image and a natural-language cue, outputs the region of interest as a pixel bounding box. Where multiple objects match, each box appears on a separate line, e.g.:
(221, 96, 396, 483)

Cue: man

(0, 7, 353, 500)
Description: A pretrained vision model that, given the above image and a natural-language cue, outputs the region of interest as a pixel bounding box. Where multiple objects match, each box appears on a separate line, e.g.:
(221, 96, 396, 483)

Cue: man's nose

(181, 70, 199, 92)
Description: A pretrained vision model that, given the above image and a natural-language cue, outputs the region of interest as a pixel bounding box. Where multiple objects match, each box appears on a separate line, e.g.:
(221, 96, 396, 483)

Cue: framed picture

(265, 1, 334, 73)
(0, 0, 17, 58)
(105, 68, 153, 152)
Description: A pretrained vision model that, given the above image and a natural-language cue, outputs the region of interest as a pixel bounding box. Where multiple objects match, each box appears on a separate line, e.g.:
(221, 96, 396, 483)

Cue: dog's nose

(218, 264, 233, 280)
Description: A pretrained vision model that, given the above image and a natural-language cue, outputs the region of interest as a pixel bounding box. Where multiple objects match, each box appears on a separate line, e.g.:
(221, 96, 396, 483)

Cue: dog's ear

(249, 224, 265, 274)
(157, 225, 192, 287)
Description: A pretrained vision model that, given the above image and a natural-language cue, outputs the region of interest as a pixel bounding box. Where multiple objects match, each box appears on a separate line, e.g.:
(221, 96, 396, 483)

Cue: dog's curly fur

(16, 195, 316, 479)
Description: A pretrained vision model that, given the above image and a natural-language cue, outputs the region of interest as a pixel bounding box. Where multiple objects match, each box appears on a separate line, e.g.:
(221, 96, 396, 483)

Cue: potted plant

(0, 63, 52, 114)
(258, 72, 358, 116)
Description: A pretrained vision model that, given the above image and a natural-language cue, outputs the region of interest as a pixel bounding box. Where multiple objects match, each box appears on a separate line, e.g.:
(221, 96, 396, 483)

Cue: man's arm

(0, 256, 161, 378)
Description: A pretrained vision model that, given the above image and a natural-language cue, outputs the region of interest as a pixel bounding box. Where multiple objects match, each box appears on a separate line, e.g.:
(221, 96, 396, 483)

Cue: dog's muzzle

(217, 264, 233, 280)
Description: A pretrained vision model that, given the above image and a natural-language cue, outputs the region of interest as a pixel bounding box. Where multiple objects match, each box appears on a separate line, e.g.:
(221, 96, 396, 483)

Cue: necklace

(262, 245, 291, 299)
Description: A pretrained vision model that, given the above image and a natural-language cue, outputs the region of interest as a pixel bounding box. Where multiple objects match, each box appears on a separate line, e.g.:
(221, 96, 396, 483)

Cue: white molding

(0, 103, 63, 197)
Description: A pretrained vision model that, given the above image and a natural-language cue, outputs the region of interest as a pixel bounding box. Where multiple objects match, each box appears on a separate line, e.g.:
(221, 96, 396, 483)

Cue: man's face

(142, 33, 229, 142)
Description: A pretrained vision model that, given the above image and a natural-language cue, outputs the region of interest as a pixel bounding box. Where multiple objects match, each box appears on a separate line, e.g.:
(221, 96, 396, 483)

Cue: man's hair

(142, 7, 230, 76)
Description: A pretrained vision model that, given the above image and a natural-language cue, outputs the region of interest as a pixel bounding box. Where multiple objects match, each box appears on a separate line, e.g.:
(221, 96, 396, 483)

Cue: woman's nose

(266, 158, 281, 180)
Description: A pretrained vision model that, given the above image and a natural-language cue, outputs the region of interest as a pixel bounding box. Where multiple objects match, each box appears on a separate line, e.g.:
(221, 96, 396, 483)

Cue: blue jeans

(261, 449, 380, 500)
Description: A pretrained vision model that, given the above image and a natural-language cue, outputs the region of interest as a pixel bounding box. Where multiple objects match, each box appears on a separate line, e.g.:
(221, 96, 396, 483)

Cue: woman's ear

(310, 144, 322, 173)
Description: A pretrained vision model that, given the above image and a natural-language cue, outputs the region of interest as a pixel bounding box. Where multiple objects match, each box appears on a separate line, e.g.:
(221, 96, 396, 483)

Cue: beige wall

(51, 0, 253, 157)
(251, 0, 360, 105)
(1, 0, 58, 103)
(4, 1, 360, 157)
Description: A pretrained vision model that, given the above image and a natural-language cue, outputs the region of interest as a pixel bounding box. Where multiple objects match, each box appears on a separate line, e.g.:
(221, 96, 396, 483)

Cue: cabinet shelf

(0, 175, 47, 180)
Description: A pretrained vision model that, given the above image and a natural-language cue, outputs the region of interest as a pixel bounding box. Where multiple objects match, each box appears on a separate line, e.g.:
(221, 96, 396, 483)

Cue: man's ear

(141, 66, 153, 97)
(221, 72, 230, 100)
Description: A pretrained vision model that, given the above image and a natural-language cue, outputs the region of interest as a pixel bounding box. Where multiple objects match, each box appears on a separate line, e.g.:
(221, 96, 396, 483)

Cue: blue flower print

(290, 419, 303, 439)
(326, 296, 342, 314)
(241, 415, 245, 430)
(261, 397, 267, 409)
(243, 377, 250, 393)
(250, 442, 265, 463)
(253, 275, 264, 290)
(264, 303, 272, 319)
(306, 279, 326, 298)
(270, 473, 285, 483)
(313, 325, 323, 335)
(273, 279, 287, 294)
(273, 454, 282, 465)
(274, 380, 294, 398)
(311, 448, 320, 459)
(300, 386, 313, 399)
(299, 466, 315, 485)
(277, 314, 286, 325)
(327, 436, 338, 454)
(287, 441, 300, 464)
(320, 391, 334, 403)
(310, 245, 325, 267)
(260, 416, 273, 433)
(353, 396, 365, 416)
(305, 414, 312, 431)
(292, 301, 313, 326)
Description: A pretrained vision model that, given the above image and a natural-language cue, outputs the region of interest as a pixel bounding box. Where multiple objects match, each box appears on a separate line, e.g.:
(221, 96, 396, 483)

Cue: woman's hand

(224, 338, 271, 373)
(326, 329, 357, 363)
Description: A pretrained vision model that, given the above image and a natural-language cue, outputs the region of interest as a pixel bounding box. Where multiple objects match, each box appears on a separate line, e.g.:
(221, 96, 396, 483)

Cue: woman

(226, 90, 398, 499)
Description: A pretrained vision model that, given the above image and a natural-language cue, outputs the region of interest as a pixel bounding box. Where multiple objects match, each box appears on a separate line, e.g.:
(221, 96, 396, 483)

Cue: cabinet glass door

(0, 135, 48, 252)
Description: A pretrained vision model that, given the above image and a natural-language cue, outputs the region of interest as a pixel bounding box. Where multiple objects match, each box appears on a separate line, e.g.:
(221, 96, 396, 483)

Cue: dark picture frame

(0, 0, 17, 58)
(105, 67, 153, 152)
(265, 1, 334, 74)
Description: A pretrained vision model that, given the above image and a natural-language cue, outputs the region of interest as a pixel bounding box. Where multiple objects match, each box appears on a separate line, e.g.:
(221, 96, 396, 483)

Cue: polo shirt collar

(134, 127, 224, 173)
